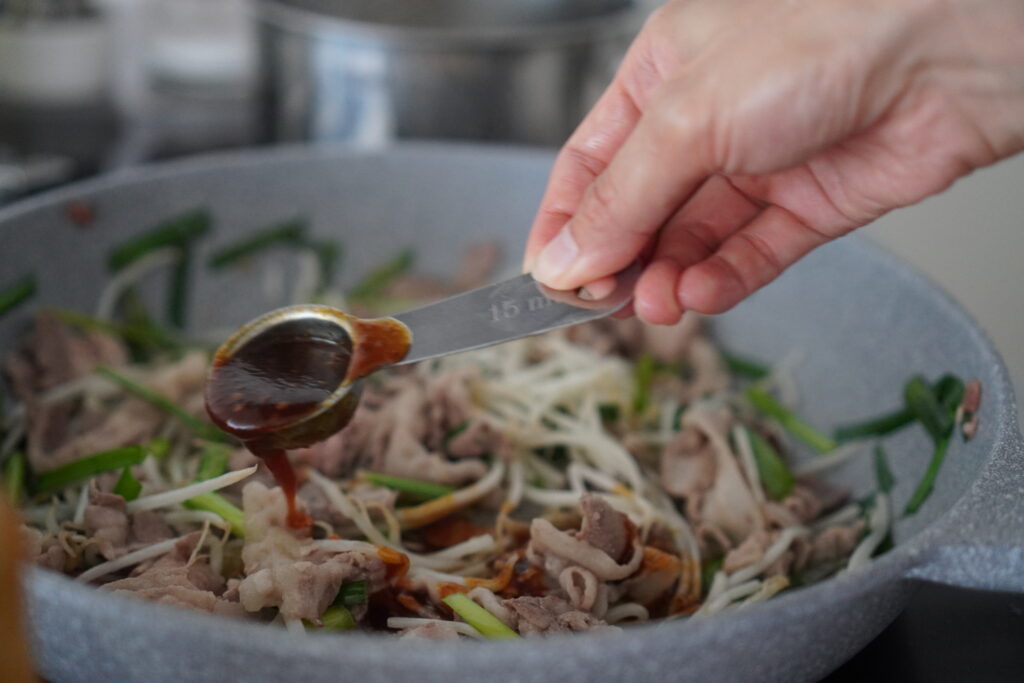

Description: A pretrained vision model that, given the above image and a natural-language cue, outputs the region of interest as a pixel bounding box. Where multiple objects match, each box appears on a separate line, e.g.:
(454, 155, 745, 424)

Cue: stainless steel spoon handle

(392, 264, 641, 365)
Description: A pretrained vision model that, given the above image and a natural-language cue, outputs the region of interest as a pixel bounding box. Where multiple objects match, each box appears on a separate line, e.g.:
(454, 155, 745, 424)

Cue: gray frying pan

(1, 144, 1021, 683)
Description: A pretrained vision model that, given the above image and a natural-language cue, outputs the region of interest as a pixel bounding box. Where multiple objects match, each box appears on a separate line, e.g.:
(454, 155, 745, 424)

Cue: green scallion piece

(903, 376, 952, 442)
(933, 374, 965, 413)
(146, 437, 172, 458)
(0, 275, 36, 318)
(96, 366, 229, 443)
(348, 248, 414, 299)
(48, 308, 182, 352)
(833, 408, 914, 443)
(721, 351, 770, 380)
(745, 386, 837, 453)
(904, 434, 950, 515)
(3, 451, 26, 507)
(182, 492, 246, 537)
(442, 593, 520, 639)
(874, 445, 895, 494)
(121, 291, 184, 353)
(746, 428, 795, 500)
(598, 403, 621, 422)
(169, 249, 190, 329)
(362, 471, 453, 502)
(308, 239, 342, 294)
(336, 580, 369, 607)
(443, 420, 470, 445)
(113, 466, 143, 501)
(107, 209, 211, 271)
(306, 605, 357, 631)
(194, 443, 231, 481)
(632, 353, 656, 415)
(700, 555, 724, 596)
(33, 445, 148, 495)
(207, 219, 307, 269)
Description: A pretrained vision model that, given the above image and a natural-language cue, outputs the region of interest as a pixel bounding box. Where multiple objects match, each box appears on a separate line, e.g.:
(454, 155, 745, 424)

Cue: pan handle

(903, 423, 1024, 592)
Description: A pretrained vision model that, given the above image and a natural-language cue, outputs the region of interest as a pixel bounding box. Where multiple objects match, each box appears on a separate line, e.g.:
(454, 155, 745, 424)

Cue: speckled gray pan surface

(1, 144, 1021, 683)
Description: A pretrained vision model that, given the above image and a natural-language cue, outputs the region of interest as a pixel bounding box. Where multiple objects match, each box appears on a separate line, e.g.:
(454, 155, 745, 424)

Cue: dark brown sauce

(205, 312, 410, 530)
(206, 319, 352, 439)
(259, 448, 313, 530)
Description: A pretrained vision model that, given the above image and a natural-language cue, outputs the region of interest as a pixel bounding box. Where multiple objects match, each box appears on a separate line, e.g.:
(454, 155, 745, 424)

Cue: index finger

(523, 34, 664, 270)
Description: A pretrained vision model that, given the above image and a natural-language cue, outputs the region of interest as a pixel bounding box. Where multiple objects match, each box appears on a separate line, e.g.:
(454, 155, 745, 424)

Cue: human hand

(525, 0, 1024, 323)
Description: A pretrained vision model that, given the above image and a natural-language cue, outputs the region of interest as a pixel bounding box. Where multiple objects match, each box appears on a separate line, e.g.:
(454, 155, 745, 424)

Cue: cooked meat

(398, 621, 463, 640)
(424, 367, 477, 448)
(660, 426, 716, 518)
(686, 408, 763, 543)
(502, 595, 617, 635)
(83, 489, 130, 561)
(237, 482, 386, 621)
(23, 527, 67, 572)
(445, 419, 507, 460)
(577, 494, 632, 563)
(783, 477, 848, 525)
(811, 522, 866, 565)
(102, 533, 244, 618)
(298, 480, 398, 531)
(620, 547, 687, 606)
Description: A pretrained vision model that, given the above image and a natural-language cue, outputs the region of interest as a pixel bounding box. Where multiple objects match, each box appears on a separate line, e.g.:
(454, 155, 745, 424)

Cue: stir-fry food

(0, 211, 981, 639)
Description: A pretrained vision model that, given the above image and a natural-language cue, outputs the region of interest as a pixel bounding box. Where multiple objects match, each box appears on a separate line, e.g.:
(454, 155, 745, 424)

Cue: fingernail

(532, 227, 579, 285)
(579, 276, 616, 301)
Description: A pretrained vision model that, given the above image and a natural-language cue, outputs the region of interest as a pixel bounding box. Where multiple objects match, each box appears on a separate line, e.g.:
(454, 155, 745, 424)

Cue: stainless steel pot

(257, 0, 654, 145)
(3, 144, 1023, 683)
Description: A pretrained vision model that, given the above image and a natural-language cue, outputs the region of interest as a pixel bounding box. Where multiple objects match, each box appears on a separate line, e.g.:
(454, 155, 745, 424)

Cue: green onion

(107, 209, 211, 271)
(107, 209, 210, 329)
(168, 242, 193, 329)
(933, 375, 965, 413)
(33, 445, 149, 495)
(632, 353, 656, 415)
(903, 376, 953, 442)
(598, 403, 621, 422)
(700, 555, 724, 596)
(746, 428, 795, 500)
(443, 420, 470, 445)
(721, 350, 770, 380)
(207, 219, 307, 269)
(0, 275, 36, 318)
(182, 492, 246, 537)
(48, 308, 181, 352)
(362, 471, 453, 502)
(874, 445, 895, 494)
(113, 466, 142, 501)
(348, 248, 414, 299)
(442, 593, 520, 639)
(194, 443, 231, 481)
(96, 366, 229, 443)
(3, 452, 26, 507)
(745, 386, 837, 453)
(307, 239, 342, 294)
(146, 437, 172, 458)
(533, 444, 569, 470)
(904, 434, 950, 515)
(833, 408, 913, 443)
(336, 580, 369, 607)
(178, 442, 243, 535)
(306, 605, 357, 631)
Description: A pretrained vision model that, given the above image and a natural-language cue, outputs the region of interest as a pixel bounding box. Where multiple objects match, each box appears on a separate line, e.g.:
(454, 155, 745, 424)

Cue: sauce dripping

(205, 311, 410, 531)
(258, 448, 312, 530)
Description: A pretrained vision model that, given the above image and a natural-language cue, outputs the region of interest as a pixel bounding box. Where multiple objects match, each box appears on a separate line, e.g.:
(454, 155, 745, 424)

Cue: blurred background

(0, 1, 1021, 679)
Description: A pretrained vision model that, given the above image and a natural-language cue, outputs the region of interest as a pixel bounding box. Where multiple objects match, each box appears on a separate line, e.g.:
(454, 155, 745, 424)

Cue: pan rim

(7, 141, 1018, 662)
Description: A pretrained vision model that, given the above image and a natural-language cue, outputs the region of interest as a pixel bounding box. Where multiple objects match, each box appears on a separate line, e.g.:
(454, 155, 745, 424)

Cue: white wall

(863, 154, 1024, 417)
